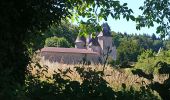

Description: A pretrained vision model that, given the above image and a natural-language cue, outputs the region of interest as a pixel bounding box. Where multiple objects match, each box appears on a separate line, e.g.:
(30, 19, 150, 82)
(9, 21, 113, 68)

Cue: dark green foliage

(164, 40, 170, 50)
(117, 39, 141, 62)
(132, 61, 170, 100)
(132, 69, 154, 80)
(45, 37, 71, 48)
(5, 64, 159, 100)
(28, 21, 79, 51)
(136, 0, 170, 38)
(43, 21, 79, 47)
(115, 85, 159, 100)
(23, 66, 116, 100)
(112, 32, 165, 66)
(0, 0, 78, 95)
(135, 50, 170, 74)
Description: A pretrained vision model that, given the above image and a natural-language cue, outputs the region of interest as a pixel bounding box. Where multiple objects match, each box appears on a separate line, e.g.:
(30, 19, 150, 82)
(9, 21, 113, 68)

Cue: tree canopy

(136, 0, 170, 38)
(45, 37, 71, 48)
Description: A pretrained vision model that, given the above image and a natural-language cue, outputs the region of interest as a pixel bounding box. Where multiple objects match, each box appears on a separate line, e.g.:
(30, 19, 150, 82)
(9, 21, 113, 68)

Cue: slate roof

(41, 47, 99, 55)
(88, 37, 100, 46)
(75, 36, 86, 43)
(98, 23, 111, 37)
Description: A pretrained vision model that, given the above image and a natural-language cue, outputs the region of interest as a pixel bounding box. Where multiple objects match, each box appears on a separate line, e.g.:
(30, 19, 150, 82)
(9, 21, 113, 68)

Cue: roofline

(40, 47, 100, 55)
(41, 51, 99, 55)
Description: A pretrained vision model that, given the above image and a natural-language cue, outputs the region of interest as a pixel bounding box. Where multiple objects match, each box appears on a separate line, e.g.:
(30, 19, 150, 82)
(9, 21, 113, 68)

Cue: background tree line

(112, 32, 170, 64)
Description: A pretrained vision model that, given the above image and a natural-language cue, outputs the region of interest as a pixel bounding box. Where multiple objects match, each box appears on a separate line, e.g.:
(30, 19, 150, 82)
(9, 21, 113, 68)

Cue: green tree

(0, 0, 78, 97)
(112, 31, 122, 47)
(151, 33, 157, 41)
(164, 40, 170, 50)
(112, 32, 165, 64)
(117, 39, 142, 63)
(135, 49, 170, 74)
(31, 20, 79, 50)
(45, 37, 71, 48)
(133, 61, 170, 100)
(44, 21, 79, 47)
(136, 0, 170, 38)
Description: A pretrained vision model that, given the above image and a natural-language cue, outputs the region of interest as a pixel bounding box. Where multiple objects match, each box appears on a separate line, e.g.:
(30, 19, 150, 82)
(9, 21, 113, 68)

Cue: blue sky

(100, 0, 158, 35)
(72, 0, 159, 36)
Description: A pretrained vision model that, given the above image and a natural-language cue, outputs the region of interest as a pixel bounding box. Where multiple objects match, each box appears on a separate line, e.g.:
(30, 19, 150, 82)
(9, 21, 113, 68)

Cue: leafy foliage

(132, 61, 170, 100)
(136, 0, 170, 38)
(135, 50, 170, 74)
(3, 62, 159, 100)
(112, 32, 166, 65)
(43, 21, 79, 47)
(117, 38, 142, 62)
(0, 0, 80, 93)
(73, 0, 134, 35)
(164, 40, 170, 50)
(45, 37, 71, 48)
(27, 21, 79, 51)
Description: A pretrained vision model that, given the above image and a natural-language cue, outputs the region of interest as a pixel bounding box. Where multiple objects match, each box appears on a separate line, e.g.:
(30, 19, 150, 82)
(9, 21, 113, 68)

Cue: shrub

(135, 50, 170, 74)
(132, 61, 170, 100)
(45, 37, 71, 48)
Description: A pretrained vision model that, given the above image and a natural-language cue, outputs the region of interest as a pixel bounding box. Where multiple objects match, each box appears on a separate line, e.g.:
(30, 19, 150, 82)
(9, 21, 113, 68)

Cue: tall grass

(28, 57, 168, 91)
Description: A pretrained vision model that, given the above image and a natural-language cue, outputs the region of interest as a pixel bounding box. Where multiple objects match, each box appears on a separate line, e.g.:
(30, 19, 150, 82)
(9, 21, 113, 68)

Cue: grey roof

(89, 37, 100, 46)
(97, 23, 111, 37)
(75, 35, 86, 43)
(41, 47, 99, 55)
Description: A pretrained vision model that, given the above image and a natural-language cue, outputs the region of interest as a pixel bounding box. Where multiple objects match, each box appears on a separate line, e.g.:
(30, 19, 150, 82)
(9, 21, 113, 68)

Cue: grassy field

(28, 57, 168, 91)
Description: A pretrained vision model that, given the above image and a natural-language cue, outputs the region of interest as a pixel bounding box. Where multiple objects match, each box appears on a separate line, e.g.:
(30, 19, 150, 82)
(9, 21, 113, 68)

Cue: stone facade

(41, 52, 100, 64)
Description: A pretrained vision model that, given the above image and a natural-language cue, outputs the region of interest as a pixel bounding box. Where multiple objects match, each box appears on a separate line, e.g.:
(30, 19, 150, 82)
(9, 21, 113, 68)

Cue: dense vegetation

(5, 59, 160, 100)
(112, 32, 168, 64)
(45, 37, 71, 48)
(0, 0, 170, 100)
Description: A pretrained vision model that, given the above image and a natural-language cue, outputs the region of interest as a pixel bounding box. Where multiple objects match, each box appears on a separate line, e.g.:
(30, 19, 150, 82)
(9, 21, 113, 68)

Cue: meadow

(26, 56, 170, 100)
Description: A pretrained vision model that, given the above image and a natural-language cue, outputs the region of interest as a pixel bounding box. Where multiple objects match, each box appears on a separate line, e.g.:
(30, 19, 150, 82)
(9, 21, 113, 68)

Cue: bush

(132, 61, 170, 100)
(45, 37, 71, 48)
(135, 49, 170, 74)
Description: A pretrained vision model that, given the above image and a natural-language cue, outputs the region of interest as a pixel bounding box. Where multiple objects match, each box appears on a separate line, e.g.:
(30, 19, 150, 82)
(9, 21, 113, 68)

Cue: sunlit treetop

(69, 0, 134, 36)
(136, 0, 170, 38)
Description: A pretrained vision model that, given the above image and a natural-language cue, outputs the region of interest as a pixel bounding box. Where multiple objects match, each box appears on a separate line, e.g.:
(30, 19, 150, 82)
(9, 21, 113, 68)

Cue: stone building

(40, 23, 116, 64)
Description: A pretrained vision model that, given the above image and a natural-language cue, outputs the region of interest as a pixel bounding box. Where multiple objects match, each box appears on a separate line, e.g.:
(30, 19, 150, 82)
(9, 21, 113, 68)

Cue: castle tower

(97, 23, 112, 55)
(111, 45, 117, 60)
(87, 37, 101, 54)
(86, 33, 92, 44)
(75, 35, 86, 49)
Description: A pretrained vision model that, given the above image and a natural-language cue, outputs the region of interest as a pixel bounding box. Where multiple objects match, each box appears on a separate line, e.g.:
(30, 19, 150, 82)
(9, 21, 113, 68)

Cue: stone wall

(41, 52, 101, 64)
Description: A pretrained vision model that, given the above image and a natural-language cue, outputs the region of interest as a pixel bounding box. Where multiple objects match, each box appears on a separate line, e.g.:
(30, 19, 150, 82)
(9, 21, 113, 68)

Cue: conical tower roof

(89, 37, 100, 46)
(75, 35, 86, 43)
(97, 23, 111, 37)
